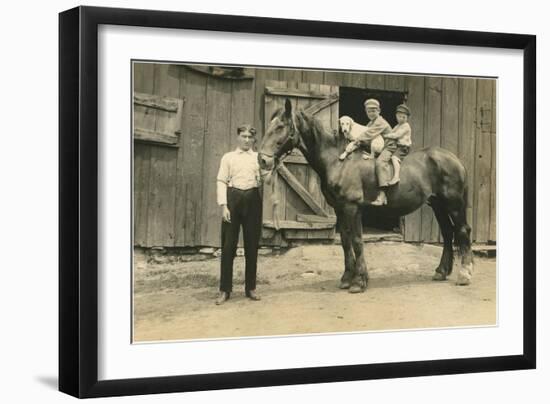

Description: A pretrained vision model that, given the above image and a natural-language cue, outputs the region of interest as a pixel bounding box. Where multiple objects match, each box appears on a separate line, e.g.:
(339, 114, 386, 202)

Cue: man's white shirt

(216, 148, 261, 206)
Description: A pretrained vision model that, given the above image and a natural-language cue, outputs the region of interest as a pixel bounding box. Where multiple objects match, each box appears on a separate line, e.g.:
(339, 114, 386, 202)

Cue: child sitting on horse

(338, 116, 385, 160)
(338, 98, 391, 161)
(371, 103, 412, 206)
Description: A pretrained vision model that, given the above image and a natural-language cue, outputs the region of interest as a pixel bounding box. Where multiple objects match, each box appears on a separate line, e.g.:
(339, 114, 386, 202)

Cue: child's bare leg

(340, 141, 358, 160)
(362, 151, 372, 160)
(388, 156, 401, 185)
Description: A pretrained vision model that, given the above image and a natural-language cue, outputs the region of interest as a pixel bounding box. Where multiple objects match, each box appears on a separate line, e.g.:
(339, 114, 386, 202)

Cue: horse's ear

(284, 98, 292, 118)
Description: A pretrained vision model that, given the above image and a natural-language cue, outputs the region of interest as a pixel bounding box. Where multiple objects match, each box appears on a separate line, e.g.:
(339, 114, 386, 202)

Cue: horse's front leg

(338, 211, 355, 289)
(343, 204, 368, 293)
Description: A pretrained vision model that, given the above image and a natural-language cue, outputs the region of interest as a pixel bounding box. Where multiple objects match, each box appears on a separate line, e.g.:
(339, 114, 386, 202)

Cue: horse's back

(375, 146, 467, 213)
(403, 146, 467, 200)
(326, 146, 467, 213)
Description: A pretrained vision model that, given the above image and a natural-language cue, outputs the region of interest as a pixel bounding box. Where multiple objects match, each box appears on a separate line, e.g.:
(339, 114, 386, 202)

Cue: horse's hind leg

(449, 207, 474, 286)
(431, 199, 454, 281)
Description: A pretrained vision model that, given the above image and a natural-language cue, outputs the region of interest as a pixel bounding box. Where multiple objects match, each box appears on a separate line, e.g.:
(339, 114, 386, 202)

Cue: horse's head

(258, 98, 301, 171)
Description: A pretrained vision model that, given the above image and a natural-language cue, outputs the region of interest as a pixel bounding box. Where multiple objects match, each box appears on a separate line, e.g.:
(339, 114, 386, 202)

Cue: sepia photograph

(132, 61, 497, 343)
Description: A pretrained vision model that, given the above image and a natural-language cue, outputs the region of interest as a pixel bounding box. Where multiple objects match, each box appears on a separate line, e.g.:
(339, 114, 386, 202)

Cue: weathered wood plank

(441, 78, 459, 154)
(186, 65, 254, 80)
(473, 79, 494, 242)
(145, 64, 180, 247)
(304, 94, 339, 116)
(253, 69, 279, 144)
(385, 75, 406, 91)
(439, 77, 460, 242)
(489, 132, 497, 242)
(175, 70, 208, 246)
(490, 80, 497, 241)
(302, 70, 324, 85)
(285, 163, 311, 220)
(201, 76, 233, 246)
(296, 214, 337, 224)
(133, 143, 151, 246)
(145, 145, 178, 246)
(133, 66, 158, 136)
(345, 72, 367, 88)
(458, 79, 477, 235)
(133, 105, 157, 136)
(323, 71, 347, 86)
(280, 69, 302, 84)
(263, 220, 335, 230)
(366, 74, 386, 90)
(284, 229, 334, 239)
(265, 86, 327, 99)
(134, 127, 179, 146)
(134, 91, 179, 112)
(403, 76, 425, 242)
(422, 76, 442, 242)
(277, 163, 328, 217)
(133, 62, 155, 93)
(133, 62, 155, 246)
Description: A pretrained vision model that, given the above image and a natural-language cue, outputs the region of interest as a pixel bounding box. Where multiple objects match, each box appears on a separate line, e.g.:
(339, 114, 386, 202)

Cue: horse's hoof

(349, 284, 365, 294)
(432, 272, 447, 281)
(456, 264, 473, 286)
(456, 277, 471, 286)
(339, 281, 351, 289)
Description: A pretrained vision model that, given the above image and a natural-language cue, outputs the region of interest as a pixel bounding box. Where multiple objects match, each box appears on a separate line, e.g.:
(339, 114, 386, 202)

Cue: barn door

(262, 81, 338, 242)
(133, 91, 184, 247)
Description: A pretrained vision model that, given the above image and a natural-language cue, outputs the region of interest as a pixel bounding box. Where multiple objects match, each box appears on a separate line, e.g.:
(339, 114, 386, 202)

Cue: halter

(261, 113, 299, 164)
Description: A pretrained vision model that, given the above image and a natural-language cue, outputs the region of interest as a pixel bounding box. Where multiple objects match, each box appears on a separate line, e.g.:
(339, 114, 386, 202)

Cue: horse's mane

(270, 107, 344, 150)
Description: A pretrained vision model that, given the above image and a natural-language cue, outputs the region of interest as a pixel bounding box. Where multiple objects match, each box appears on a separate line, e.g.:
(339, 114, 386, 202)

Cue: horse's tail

(454, 165, 472, 256)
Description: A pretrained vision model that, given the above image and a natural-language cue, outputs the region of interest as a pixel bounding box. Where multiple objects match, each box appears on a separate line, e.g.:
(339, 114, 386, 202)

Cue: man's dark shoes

(246, 290, 261, 301)
(215, 291, 230, 305)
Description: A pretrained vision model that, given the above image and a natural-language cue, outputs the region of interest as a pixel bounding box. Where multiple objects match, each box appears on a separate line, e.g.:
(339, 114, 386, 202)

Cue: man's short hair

(237, 124, 257, 136)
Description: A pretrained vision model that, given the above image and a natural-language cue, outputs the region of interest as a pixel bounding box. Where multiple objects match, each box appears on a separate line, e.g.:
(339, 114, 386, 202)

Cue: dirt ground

(133, 242, 496, 342)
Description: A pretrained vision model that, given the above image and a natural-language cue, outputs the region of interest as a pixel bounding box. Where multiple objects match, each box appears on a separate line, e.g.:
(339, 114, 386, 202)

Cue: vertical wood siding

(134, 63, 496, 247)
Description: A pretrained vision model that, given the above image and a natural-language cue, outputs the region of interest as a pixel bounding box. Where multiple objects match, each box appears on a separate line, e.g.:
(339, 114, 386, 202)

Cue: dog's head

(339, 116, 354, 137)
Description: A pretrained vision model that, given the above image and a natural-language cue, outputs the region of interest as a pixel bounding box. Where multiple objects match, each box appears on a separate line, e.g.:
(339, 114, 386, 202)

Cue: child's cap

(364, 98, 381, 109)
(396, 104, 411, 116)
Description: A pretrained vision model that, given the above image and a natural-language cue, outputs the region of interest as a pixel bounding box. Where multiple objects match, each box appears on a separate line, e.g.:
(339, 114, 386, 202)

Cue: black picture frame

(59, 5, 536, 399)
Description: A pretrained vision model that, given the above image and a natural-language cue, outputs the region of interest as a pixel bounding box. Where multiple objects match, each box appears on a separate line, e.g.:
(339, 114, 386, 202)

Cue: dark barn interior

(339, 86, 406, 231)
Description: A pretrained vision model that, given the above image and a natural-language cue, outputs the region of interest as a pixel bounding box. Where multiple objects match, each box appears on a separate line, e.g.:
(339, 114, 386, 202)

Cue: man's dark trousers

(220, 187, 262, 293)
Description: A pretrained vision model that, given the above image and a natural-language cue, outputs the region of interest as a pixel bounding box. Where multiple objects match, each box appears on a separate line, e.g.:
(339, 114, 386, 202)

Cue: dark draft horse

(258, 99, 474, 293)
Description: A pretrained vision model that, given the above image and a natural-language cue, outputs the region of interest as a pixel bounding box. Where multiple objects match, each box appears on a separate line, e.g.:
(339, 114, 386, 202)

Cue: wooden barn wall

(133, 63, 496, 247)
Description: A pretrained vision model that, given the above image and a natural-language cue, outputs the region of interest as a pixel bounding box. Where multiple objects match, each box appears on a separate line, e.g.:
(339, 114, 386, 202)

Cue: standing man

(215, 124, 263, 305)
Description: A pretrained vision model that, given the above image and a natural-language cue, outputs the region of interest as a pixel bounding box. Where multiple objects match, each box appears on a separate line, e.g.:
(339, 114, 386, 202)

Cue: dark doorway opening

(339, 86, 406, 232)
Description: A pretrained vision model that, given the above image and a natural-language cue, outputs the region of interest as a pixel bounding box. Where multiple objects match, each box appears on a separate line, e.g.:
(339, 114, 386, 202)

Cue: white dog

(338, 116, 384, 160)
